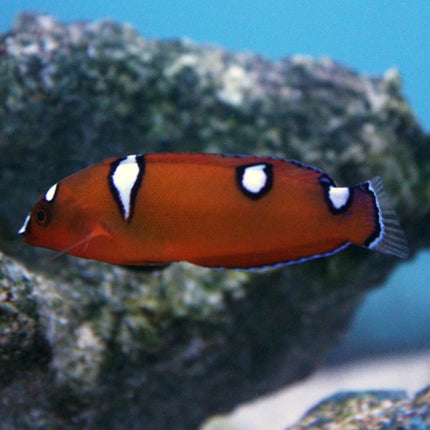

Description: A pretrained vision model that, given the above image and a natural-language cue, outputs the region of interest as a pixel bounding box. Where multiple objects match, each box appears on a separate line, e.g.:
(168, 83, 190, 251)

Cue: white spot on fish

(328, 186, 350, 210)
(111, 155, 140, 221)
(45, 183, 58, 202)
(242, 164, 268, 194)
(18, 213, 31, 234)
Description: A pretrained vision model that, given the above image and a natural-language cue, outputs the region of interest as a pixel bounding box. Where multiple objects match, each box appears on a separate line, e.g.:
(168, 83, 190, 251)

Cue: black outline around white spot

(236, 162, 273, 200)
(108, 154, 145, 222)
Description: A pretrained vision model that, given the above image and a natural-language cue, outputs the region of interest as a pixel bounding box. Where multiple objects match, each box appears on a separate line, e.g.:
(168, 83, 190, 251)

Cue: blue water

(1, 1, 429, 130)
(330, 251, 430, 363)
(1, 1, 429, 360)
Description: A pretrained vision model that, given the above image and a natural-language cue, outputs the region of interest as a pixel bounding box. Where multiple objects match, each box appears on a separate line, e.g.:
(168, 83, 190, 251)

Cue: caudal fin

(365, 177, 409, 259)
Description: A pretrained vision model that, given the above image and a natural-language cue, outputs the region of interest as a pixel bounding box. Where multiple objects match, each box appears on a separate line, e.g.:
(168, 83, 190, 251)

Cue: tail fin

(365, 177, 409, 259)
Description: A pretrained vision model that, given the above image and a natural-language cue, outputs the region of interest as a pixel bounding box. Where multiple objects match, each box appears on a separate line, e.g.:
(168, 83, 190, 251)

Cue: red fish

(19, 153, 408, 268)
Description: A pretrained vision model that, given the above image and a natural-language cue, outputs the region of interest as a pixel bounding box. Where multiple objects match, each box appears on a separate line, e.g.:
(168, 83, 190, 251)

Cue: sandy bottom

(202, 350, 430, 430)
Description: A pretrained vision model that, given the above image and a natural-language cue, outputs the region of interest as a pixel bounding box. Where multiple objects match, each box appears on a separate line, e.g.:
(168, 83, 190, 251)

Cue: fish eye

(33, 204, 51, 227)
(37, 210, 46, 222)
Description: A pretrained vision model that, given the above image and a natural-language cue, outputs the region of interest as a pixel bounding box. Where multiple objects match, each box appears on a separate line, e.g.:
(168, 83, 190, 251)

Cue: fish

(18, 153, 409, 269)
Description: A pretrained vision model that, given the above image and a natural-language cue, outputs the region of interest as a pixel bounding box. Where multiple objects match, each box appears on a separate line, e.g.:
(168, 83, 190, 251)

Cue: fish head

(19, 181, 110, 258)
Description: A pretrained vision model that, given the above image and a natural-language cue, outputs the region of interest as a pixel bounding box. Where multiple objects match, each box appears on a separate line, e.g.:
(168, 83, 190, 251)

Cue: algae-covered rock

(0, 252, 48, 377)
(288, 386, 430, 430)
(0, 12, 429, 430)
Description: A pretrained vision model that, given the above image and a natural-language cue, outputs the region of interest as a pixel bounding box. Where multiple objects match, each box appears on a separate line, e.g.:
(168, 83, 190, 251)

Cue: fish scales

(19, 153, 409, 269)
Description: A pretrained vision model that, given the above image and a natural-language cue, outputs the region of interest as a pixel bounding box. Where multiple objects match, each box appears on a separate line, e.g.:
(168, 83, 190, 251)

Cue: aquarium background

(2, 0, 430, 131)
(2, 1, 429, 428)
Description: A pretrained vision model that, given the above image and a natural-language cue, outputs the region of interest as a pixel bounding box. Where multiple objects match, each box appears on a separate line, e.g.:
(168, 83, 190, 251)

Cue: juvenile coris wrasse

(19, 153, 409, 269)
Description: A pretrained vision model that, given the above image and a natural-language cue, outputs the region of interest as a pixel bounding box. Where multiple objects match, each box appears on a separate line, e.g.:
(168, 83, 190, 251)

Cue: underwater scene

(0, 2, 429, 429)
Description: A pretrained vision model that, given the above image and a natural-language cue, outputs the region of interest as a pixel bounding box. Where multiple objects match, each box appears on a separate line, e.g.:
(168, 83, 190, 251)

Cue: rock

(0, 12, 428, 430)
(0, 253, 49, 379)
(287, 386, 430, 429)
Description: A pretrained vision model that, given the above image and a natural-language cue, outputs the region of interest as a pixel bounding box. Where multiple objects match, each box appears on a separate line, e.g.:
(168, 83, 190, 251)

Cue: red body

(19, 153, 408, 268)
